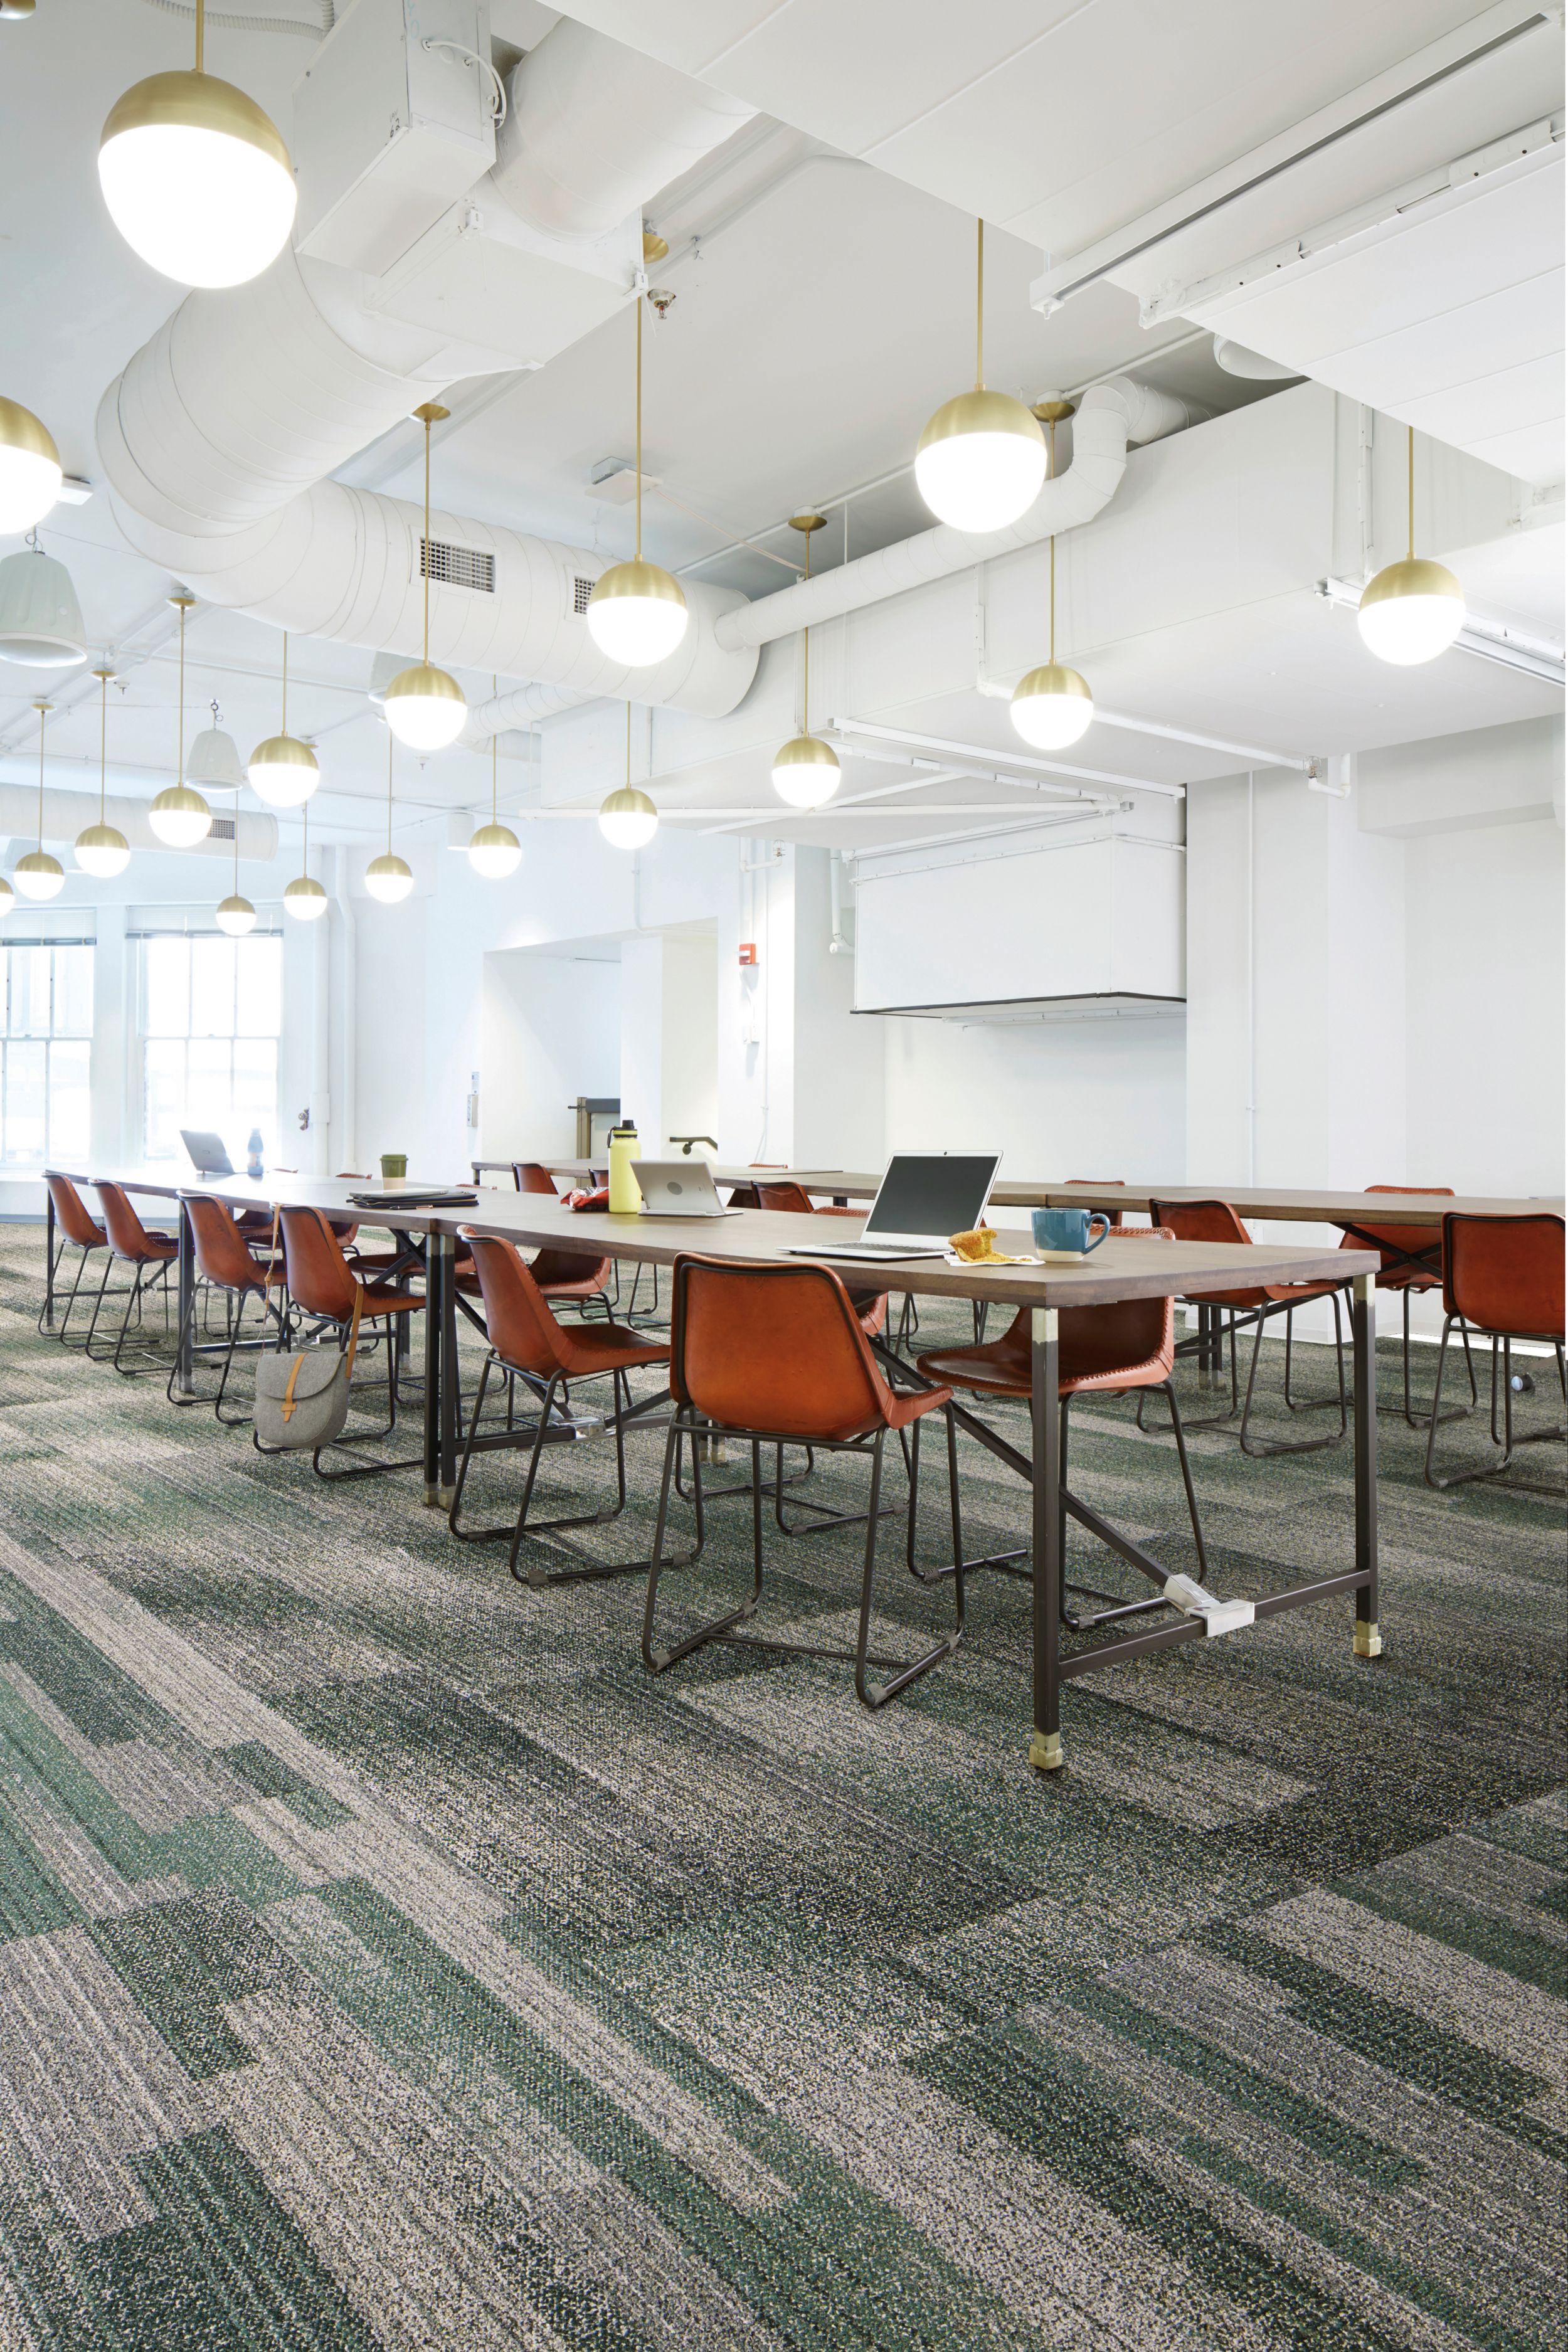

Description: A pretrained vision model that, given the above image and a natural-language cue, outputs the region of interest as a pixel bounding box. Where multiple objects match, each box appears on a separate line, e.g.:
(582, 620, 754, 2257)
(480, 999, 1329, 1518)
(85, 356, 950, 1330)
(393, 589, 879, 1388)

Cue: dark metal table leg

(1030, 1305, 1064, 1771)
(422, 1231, 446, 1506)
(172, 1202, 196, 1399)
(438, 1230, 459, 1505)
(44, 1188, 56, 1329)
(1352, 1271, 1381, 1658)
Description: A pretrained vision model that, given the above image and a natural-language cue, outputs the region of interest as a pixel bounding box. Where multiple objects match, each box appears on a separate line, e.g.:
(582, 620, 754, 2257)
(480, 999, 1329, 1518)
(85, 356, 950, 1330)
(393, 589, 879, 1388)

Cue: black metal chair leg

(904, 1407, 1027, 1584)
(856, 1423, 965, 1708)
(1238, 1293, 1348, 1457)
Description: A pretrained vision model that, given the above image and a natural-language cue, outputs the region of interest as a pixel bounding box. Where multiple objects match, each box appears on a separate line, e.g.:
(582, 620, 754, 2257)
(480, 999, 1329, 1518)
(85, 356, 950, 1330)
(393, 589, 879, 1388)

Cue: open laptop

(785, 1152, 1000, 1261)
(633, 1160, 741, 1218)
(181, 1129, 233, 1176)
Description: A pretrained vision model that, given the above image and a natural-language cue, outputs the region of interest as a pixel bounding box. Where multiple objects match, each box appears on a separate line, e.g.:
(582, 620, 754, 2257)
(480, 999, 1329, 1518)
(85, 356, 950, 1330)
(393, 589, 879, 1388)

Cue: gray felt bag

(253, 1211, 366, 1451)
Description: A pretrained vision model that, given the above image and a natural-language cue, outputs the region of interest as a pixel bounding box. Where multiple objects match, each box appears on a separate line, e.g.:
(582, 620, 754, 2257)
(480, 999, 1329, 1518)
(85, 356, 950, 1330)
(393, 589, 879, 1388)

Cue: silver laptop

(633, 1159, 741, 1218)
(785, 1152, 1000, 1261)
(181, 1128, 233, 1176)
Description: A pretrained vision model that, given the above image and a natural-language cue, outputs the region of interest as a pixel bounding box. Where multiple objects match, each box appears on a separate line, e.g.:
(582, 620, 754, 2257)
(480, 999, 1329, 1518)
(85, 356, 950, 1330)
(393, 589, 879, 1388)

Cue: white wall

(483, 949, 619, 1166)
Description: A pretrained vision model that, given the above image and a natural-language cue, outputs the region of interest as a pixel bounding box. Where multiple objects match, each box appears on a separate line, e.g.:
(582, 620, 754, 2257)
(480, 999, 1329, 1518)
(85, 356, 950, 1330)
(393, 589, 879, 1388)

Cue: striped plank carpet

(0, 1222, 1563, 2351)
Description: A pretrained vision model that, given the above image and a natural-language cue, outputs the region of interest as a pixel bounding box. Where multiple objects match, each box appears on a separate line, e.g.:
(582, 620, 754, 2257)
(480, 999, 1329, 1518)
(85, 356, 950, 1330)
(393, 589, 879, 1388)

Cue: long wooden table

(45, 1165, 1383, 1772)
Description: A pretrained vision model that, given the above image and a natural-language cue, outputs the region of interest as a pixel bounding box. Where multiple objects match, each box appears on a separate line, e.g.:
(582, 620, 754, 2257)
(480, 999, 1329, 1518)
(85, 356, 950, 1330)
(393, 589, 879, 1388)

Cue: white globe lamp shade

(0, 398, 62, 535)
(97, 71, 297, 289)
(364, 853, 414, 904)
(771, 733, 841, 810)
(597, 787, 657, 849)
(246, 733, 318, 807)
(148, 783, 212, 847)
(467, 822, 522, 879)
(914, 389, 1046, 532)
(1010, 663, 1094, 750)
(383, 662, 466, 750)
(0, 874, 13, 918)
(585, 560, 688, 668)
(216, 893, 257, 936)
(186, 723, 245, 790)
(12, 850, 65, 902)
(1357, 559, 1465, 665)
(283, 873, 329, 922)
(74, 822, 131, 878)
(0, 548, 87, 667)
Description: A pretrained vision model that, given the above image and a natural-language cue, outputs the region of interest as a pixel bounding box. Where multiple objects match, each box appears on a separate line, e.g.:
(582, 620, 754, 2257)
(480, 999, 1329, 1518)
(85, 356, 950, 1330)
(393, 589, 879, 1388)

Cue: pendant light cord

(280, 630, 288, 735)
(802, 532, 812, 732)
(634, 295, 644, 563)
(1407, 423, 1414, 562)
(491, 674, 499, 822)
(422, 415, 433, 660)
(194, 0, 204, 73)
(35, 703, 46, 851)
(1047, 418, 1056, 663)
(975, 217, 985, 391)
(99, 672, 108, 825)
(176, 602, 186, 783)
(625, 699, 632, 788)
(386, 730, 394, 853)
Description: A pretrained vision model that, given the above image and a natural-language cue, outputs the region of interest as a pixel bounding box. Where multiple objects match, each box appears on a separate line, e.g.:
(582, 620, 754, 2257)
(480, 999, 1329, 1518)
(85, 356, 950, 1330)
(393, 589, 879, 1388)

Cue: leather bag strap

(343, 1277, 365, 1382)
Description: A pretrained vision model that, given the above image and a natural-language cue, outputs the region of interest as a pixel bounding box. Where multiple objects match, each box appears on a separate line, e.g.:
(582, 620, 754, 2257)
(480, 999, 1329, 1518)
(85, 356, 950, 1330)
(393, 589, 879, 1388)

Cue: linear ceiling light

(772, 514, 840, 808)
(149, 596, 213, 847)
(599, 703, 659, 847)
(384, 405, 467, 749)
(586, 293, 688, 668)
(1010, 401, 1094, 749)
(98, 0, 296, 287)
(75, 667, 131, 877)
(916, 218, 1046, 532)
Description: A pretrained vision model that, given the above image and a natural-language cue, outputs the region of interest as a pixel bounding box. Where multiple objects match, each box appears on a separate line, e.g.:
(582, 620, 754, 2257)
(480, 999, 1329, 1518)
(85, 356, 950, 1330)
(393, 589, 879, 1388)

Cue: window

(0, 941, 93, 1170)
(139, 933, 283, 1163)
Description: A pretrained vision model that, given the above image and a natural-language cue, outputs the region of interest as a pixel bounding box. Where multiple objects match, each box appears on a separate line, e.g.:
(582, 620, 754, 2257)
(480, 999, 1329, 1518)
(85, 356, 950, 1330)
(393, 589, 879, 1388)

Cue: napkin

(947, 1226, 1039, 1266)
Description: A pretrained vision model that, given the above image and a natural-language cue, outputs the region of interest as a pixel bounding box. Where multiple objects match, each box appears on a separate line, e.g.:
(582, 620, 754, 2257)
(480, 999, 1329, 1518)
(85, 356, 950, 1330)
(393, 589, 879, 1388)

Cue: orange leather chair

(41, 1173, 108, 1349)
(1338, 1184, 1476, 1428)
(1149, 1197, 1349, 1457)
(450, 1231, 672, 1587)
(511, 1163, 559, 1194)
(270, 1207, 425, 1477)
(1425, 1212, 1565, 1490)
(755, 1180, 888, 1339)
(1067, 1180, 1125, 1229)
(170, 1193, 290, 1422)
(642, 1254, 964, 1708)
(914, 1229, 1208, 1631)
(94, 1182, 179, 1375)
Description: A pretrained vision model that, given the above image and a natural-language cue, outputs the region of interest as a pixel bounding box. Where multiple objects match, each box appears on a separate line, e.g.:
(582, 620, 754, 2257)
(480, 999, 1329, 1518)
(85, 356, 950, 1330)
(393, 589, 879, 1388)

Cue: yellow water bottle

(607, 1122, 642, 1214)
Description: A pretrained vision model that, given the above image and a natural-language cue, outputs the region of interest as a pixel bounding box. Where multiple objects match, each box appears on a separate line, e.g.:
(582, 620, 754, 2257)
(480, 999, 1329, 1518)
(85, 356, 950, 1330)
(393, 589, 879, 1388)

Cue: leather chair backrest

(1339, 1183, 1451, 1263)
(992, 1227, 1174, 1384)
(280, 1207, 358, 1322)
(1150, 1197, 1250, 1249)
(1443, 1213, 1565, 1341)
(671, 1254, 895, 1441)
(513, 1163, 559, 1195)
(462, 1233, 569, 1377)
(186, 1194, 264, 1291)
(46, 1173, 102, 1248)
(756, 1182, 813, 1214)
(526, 1247, 610, 1291)
(1067, 1179, 1125, 1229)
(98, 1182, 158, 1262)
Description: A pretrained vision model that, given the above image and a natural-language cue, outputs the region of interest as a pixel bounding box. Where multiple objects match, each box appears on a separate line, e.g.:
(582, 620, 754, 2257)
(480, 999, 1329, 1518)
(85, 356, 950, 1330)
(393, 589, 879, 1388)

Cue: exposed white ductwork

(713, 379, 1204, 654)
(0, 784, 278, 860)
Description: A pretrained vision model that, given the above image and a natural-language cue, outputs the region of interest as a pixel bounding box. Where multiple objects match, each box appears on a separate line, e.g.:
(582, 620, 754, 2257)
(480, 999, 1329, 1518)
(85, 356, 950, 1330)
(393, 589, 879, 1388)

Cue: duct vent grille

(419, 538, 495, 593)
(209, 817, 236, 840)
(573, 575, 596, 615)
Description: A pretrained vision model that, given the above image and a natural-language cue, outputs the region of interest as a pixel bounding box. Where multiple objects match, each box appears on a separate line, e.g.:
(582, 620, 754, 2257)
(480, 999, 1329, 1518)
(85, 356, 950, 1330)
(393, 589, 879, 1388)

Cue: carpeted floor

(0, 1221, 1563, 2352)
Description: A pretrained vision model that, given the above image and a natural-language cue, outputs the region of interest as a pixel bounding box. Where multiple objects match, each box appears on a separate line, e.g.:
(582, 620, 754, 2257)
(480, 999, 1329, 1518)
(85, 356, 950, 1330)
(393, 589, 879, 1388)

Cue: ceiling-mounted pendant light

(1357, 424, 1465, 665)
(75, 668, 132, 877)
(384, 405, 467, 750)
(0, 397, 62, 534)
(772, 513, 840, 808)
(0, 534, 87, 667)
(0, 873, 13, 921)
(149, 595, 213, 847)
(13, 702, 65, 900)
(97, 0, 296, 288)
(586, 293, 687, 668)
(468, 678, 522, 877)
(365, 730, 414, 903)
(1010, 401, 1094, 750)
(598, 702, 658, 847)
(248, 631, 320, 805)
(215, 785, 256, 933)
(283, 798, 327, 921)
(186, 699, 244, 791)
(916, 220, 1046, 533)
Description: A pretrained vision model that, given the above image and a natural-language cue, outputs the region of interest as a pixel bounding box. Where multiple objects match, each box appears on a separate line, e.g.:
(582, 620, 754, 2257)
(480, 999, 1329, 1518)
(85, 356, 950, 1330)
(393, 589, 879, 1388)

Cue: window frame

(0, 936, 95, 1173)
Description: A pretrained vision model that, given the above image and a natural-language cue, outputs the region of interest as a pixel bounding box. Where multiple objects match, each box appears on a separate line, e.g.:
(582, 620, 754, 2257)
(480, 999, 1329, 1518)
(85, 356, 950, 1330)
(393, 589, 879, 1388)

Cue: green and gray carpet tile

(0, 1222, 1563, 2351)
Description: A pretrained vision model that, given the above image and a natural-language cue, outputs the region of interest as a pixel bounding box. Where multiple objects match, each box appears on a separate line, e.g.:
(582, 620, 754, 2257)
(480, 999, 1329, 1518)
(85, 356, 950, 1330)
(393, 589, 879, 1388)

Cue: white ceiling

(0, 0, 1560, 847)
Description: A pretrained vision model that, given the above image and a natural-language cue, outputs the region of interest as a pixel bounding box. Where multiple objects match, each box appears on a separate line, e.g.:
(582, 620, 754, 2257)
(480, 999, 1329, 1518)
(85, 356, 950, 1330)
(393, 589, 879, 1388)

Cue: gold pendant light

(149, 596, 213, 845)
(365, 730, 414, 902)
(248, 630, 320, 806)
(772, 514, 840, 808)
(75, 669, 132, 876)
(586, 292, 688, 669)
(0, 396, 62, 534)
(598, 702, 658, 847)
(12, 701, 65, 899)
(384, 405, 467, 750)
(468, 677, 522, 877)
(98, 0, 296, 287)
(283, 797, 327, 921)
(1357, 424, 1465, 665)
(916, 220, 1046, 533)
(1010, 402, 1094, 750)
(215, 790, 257, 934)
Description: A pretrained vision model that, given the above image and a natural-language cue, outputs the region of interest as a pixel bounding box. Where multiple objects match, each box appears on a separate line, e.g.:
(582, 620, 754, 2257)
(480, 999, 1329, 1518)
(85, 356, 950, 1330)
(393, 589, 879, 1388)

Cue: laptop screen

(864, 1154, 999, 1237)
(180, 1129, 233, 1176)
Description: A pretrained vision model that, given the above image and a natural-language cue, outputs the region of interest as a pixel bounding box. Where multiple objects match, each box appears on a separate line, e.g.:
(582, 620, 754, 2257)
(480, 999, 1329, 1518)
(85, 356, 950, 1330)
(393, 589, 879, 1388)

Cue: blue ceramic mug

(1032, 1207, 1112, 1255)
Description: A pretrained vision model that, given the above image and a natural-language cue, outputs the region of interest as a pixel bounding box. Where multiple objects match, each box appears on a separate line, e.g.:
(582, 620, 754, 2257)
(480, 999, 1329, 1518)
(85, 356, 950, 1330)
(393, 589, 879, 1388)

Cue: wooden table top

(55, 1167, 1375, 1310)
